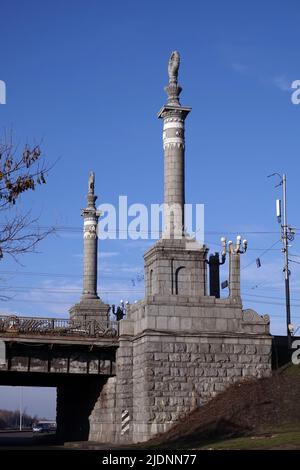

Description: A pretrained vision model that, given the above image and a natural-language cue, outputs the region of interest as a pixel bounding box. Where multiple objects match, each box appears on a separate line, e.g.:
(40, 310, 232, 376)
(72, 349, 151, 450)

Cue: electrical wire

(241, 239, 281, 271)
(0, 269, 142, 281)
(242, 291, 300, 302)
(0, 223, 295, 236)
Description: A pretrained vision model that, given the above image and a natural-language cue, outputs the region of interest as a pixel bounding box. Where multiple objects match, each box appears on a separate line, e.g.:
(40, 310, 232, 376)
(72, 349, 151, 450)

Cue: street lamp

(227, 235, 248, 254)
(111, 300, 129, 321)
(206, 237, 227, 298)
(222, 235, 247, 300)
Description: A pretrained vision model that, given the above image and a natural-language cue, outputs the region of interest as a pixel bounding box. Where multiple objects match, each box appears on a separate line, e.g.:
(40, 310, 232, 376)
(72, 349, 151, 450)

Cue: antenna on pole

(276, 199, 281, 224)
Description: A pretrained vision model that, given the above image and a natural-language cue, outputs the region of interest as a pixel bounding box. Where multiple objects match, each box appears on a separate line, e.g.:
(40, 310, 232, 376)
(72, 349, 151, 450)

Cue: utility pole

(282, 174, 292, 350)
(269, 173, 295, 349)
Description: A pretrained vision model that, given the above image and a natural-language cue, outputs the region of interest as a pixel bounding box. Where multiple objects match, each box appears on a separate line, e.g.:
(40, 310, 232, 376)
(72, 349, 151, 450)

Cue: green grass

(198, 426, 300, 450)
(139, 364, 300, 450)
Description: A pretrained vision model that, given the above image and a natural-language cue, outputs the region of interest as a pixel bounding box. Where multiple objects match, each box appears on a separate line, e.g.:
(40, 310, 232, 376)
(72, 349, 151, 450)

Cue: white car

(32, 421, 56, 433)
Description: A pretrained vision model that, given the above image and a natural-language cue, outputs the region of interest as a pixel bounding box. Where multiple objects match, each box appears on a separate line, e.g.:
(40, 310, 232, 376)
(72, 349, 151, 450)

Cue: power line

(207, 240, 282, 252)
(1, 287, 300, 308)
(0, 270, 142, 281)
(242, 291, 300, 302)
(0, 286, 144, 294)
(3, 298, 300, 317)
(243, 297, 300, 308)
(241, 239, 281, 271)
(0, 222, 296, 235)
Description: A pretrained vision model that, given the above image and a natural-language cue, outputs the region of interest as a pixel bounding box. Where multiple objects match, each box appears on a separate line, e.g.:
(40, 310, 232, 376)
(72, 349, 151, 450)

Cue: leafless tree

(0, 131, 54, 261)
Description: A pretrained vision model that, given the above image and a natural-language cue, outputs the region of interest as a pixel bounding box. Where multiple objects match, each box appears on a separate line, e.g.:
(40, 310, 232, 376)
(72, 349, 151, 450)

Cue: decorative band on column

(83, 228, 97, 239)
(163, 117, 184, 123)
(84, 219, 97, 226)
(163, 137, 184, 149)
(83, 221, 98, 239)
(163, 121, 184, 130)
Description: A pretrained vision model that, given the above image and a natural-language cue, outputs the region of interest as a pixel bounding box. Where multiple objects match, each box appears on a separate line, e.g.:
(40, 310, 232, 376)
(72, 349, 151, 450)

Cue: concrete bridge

(0, 315, 118, 441)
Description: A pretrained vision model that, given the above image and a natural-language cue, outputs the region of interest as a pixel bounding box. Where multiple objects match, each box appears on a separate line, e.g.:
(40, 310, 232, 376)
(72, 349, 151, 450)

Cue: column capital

(81, 208, 101, 219)
(157, 105, 191, 120)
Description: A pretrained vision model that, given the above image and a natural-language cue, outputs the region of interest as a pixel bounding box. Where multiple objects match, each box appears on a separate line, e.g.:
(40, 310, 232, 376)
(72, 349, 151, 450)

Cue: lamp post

(206, 237, 227, 298)
(221, 236, 247, 300)
(111, 300, 129, 321)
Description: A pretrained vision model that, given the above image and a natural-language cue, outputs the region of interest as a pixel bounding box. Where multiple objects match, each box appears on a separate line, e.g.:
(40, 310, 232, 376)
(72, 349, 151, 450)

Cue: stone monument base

(88, 295, 272, 444)
(69, 297, 109, 323)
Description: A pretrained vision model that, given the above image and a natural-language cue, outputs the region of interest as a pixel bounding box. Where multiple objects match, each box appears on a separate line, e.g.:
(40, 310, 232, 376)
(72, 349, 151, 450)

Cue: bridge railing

(0, 315, 119, 338)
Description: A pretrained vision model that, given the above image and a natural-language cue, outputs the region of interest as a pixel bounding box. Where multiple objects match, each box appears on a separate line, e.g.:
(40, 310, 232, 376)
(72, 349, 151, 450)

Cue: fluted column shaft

(81, 193, 100, 299)
(159, 107, 190, 238)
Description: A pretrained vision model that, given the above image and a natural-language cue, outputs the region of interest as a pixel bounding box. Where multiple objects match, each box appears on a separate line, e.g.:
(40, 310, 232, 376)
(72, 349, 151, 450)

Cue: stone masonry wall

(113, 296, 272, 444)
(130, 333, 271, 442)
(115, 334, 134, 443)
(88, 297, 272, 444)
(88, 335, 134, 444)
(89, 377, 117, 443)
(144, 240, 207, 298)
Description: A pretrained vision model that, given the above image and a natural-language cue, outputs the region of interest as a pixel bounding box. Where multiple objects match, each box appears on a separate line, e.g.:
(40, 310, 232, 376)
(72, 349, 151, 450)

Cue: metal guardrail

(0, 315, 119, 338)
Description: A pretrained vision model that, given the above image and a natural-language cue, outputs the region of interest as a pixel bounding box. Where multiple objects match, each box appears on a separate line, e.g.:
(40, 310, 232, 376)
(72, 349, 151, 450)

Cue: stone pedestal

(69, 298, 109, 323)
(145, 238, 208, 298)
(113, 298, 271, 443)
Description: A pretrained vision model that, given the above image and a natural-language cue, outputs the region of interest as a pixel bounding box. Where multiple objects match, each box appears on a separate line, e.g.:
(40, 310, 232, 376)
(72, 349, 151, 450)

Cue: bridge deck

(0, 315, 118, 376)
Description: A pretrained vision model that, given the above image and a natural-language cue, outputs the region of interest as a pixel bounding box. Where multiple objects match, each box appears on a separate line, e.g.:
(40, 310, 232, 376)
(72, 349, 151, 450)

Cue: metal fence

(0, 315, 119, 338)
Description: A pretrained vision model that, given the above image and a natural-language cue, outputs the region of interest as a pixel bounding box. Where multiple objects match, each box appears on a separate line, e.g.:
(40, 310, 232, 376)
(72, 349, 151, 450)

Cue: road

(0, 431, 59, 449)
(0, 431, 130, 450)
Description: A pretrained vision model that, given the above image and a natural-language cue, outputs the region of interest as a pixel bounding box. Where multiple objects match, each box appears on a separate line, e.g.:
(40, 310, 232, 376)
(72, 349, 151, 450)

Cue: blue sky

(0, 0, 300, 417)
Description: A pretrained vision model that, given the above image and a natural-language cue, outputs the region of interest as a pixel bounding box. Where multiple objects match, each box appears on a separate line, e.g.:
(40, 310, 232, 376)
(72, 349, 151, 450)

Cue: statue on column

(88, 171, 95, 193)
(168, 51, 180, 84)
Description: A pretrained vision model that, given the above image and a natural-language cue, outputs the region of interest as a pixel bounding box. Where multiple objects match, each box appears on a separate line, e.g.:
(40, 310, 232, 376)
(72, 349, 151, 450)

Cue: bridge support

(57, 378, 104, 442)
(116, 301, 271, 443)
(88, 377, 117, 443)
(88, 297, 271, 444)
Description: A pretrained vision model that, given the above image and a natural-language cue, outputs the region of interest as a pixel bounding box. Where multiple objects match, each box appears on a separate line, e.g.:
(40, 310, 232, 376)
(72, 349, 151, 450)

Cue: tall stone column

(69, 172, 109, 323)
(82, 173, 100, 299)
(158, 51, 191, 239)
(143, 51, 208, 299)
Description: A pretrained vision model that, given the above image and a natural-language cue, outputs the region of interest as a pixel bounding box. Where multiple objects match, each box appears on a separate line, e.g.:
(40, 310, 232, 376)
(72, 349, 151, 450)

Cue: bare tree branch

(0, 130, 54, 260)
(0, 211, 55, 261)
